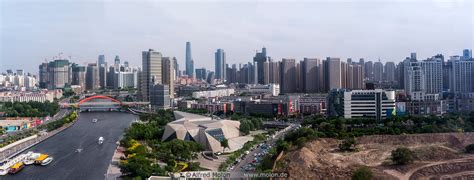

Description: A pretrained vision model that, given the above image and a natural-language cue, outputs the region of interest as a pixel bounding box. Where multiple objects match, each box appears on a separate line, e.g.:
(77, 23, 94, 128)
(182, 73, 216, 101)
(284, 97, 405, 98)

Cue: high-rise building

(38, 59, 71, 90)
(98, 55, 107, 89)
(162, 57, 175, 98)
(173, 57, 179, 78)
(86, 63, 100, 90)
(373, 61, 383, 82)
(351, 63, 364, 89)
(280, 59, 296, 93)
(384, 62, 396, 83)
(253, 47, 268, 84)
(195, 68, 207, 81)
(422, 57, 443, 94)
(296, 61, 303, 92)
(114, 68, 138, 89)
(39, 63, 49, 89)
(114, 55, 120, 69)
(411, 52, 417, 60)
(327, 57, 342, 90)
(141, 49, 163, 102)
(364, 61, 374, 81)
(98, 55, 105, 66)
(397, 61, 405, 89)
(302, 58, 320, 93)
(185, 42, 194, 78)
(404, 58, 425, 101)
(150, 84, 170, 109)
(71, 63, 86, 92)
(215, 49, 226, 81)
(268, 60, 280, 85)
(449, 56, 474, 93)
(462, 49, 472, 60)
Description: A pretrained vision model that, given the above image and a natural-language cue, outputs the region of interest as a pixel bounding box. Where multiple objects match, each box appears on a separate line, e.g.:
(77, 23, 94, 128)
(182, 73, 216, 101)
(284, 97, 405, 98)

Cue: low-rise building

(0, 89, 63, 103)
(238, 84, 280, 96)
(192, 88, 235, 99)
(299, 95, 327, 115)
(162, 111, 249, 153)
(343, 89, 396, 121)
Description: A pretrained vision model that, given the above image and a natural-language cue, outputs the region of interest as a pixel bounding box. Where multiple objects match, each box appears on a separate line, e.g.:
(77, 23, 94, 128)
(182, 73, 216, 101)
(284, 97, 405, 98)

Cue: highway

(2, 112, 137, 180)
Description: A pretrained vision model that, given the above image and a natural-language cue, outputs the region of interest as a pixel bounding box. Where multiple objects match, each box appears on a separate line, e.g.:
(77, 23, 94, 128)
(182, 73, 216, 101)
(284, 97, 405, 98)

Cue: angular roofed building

(162, 111, 245, 152)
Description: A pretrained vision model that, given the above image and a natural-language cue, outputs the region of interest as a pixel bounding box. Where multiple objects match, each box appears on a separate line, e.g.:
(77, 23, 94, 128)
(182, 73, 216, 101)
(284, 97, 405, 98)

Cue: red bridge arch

(78, 95, 122, 106)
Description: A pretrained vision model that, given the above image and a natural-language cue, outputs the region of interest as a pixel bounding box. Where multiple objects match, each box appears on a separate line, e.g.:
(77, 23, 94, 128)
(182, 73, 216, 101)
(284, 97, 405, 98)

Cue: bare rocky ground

(274, 133, 474, 180)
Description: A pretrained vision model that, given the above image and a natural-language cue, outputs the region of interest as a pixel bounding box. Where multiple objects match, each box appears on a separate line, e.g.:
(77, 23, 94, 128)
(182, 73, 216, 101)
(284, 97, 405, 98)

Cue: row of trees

(40, 111, 78, 132)
(302, 113, 474, 138)
(0, 101, 59, 117)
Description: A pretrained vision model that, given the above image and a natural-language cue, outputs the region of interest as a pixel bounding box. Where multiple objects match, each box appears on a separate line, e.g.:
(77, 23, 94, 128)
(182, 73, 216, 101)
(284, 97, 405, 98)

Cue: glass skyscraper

(185, 42, 194, 78)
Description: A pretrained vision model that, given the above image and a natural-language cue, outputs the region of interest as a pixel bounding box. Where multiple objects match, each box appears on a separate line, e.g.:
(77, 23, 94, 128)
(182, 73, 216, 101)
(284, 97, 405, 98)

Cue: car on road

(92, 119, 98, 123)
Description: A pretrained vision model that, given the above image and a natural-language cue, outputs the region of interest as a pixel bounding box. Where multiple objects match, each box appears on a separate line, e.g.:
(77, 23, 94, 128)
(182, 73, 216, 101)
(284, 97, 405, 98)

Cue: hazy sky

(1, 0, 473, 74)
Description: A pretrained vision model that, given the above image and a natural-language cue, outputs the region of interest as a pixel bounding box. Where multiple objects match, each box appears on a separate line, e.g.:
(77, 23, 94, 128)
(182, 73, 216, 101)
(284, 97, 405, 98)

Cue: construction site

(275, 133, 474, 179)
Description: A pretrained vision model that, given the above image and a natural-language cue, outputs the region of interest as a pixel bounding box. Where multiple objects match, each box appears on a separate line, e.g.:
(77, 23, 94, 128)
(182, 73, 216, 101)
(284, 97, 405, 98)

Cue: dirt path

(383, 157, 474, 180)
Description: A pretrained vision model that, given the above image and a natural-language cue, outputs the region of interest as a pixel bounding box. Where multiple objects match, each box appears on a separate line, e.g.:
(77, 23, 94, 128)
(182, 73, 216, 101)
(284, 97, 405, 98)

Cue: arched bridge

(60, 95, 149, 111)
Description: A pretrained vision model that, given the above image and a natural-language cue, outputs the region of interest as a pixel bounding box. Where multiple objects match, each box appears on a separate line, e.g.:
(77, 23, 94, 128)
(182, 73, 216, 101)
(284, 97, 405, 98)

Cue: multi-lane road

(3, 112, 137, 180)
(229, 123, 299, 178)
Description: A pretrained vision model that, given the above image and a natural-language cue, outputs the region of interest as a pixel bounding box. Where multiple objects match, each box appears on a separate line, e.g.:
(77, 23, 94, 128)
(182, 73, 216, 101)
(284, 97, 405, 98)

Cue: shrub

(391, 147, 414, 165)
(339, 137, 357, 152)
(465, 144, 474, 153)
(352, 166, 373, 180)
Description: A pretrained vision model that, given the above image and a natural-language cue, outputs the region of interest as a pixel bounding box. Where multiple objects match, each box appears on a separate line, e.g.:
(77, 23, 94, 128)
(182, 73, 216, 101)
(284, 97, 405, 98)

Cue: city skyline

(1, 0, 473, 73)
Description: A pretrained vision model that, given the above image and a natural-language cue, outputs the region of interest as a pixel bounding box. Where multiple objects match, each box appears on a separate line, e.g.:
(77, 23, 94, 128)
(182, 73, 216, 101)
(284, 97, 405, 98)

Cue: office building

(343, 89, 396, 121)
(150, 84, 170, 109)
(195, 68, 207, 81)
(141, 49, 163, 101)
(215, 49, 226, 81)
(185, 42, 194, 78)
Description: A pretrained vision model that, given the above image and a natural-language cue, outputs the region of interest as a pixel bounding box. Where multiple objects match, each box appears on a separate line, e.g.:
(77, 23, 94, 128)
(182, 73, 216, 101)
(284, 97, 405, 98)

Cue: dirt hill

(275, 133, 474, 180)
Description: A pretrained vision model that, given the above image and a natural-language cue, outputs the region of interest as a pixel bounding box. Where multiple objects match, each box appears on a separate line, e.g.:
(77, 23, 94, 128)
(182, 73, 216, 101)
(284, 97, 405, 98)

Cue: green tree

(240, 121, 250, 135)
(120, 154, 153, 178)
(339, 137, 357, 152)
(220, 138, 229, 153)
(391, 147, 414, 165)
(352, 166, 373, 180)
